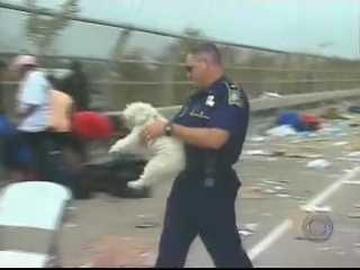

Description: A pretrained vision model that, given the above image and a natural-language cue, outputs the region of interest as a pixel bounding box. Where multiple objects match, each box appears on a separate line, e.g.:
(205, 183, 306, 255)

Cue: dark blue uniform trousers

(155, 183, 253, 268)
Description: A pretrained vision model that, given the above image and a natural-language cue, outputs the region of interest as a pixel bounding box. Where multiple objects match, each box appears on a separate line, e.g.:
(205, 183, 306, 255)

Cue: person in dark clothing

(143, 43, 253, 268)
(62, 60, 90, 111)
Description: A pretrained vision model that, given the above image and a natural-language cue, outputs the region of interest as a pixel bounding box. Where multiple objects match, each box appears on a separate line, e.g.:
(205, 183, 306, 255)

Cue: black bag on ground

(74, 154, 147, 199)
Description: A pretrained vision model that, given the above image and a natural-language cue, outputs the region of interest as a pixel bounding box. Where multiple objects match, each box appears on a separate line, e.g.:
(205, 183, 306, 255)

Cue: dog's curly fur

(109, 102, 185, 191)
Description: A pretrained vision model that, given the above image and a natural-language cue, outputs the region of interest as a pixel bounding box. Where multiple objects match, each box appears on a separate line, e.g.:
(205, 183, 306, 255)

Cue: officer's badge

(227, 82, 244, 107)
(205, 95, 215, 107)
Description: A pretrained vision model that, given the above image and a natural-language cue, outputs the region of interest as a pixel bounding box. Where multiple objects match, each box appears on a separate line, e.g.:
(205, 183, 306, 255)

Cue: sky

(0, 0, 359, 59)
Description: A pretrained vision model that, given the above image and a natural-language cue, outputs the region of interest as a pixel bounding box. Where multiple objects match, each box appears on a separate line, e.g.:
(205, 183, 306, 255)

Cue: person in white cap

(10, 55, 67, 186)
(11, 55, 49, 132)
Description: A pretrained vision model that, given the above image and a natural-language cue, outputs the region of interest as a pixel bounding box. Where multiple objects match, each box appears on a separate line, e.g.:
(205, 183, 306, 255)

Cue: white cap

(10, 55, 39, 71)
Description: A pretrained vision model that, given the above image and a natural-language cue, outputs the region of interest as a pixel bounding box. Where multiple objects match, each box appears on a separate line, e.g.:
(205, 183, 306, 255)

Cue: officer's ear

(198, 55, 209, 68)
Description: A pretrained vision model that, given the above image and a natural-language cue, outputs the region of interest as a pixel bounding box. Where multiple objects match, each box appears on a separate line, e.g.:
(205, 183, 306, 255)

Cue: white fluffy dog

(109, 102, 185, 191)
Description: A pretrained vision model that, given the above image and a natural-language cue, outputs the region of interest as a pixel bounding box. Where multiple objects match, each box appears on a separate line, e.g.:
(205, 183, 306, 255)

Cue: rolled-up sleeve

(207, 104, 248, 136)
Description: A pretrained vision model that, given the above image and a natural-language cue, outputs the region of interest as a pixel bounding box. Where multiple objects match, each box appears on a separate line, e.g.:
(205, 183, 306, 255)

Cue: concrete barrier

(106, 88, 360, 119)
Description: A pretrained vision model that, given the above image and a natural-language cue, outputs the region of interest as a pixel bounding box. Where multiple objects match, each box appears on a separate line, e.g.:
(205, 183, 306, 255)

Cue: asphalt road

(55, 109, 360, 267)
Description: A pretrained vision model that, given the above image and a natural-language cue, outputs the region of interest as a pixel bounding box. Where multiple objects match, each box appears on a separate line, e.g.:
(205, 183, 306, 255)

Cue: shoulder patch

(205, 95, 215, 107)
(226, 82, 245, 107)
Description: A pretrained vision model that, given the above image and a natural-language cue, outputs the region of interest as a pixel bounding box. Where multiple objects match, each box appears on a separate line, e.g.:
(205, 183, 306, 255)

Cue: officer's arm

(144, 120, 230, 150)
(171, 124, 229, 150)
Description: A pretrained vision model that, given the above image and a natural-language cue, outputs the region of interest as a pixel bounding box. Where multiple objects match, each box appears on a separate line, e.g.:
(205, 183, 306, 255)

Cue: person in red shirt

(72, 111, 115, 141)
(71, 111, 117, 163)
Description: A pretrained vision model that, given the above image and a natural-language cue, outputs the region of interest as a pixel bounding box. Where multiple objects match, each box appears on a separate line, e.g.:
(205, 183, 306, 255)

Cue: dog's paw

(109, 144, 121, 154)
(124, 182, 152, 198)
(127, 179, 146, 190)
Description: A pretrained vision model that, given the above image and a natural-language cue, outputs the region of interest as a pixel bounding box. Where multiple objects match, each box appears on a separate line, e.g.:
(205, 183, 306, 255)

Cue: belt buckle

(204, 177, 215, 188)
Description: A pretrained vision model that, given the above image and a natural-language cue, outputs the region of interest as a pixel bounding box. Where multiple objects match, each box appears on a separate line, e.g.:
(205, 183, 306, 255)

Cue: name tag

(189, 110, 210, 120)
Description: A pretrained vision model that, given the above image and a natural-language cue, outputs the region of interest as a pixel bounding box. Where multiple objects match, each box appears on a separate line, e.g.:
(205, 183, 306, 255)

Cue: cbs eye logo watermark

(301, 213, 334, 242)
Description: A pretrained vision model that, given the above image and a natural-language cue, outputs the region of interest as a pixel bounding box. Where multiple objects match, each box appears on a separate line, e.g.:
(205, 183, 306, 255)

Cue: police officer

(144, 43, 253, 268)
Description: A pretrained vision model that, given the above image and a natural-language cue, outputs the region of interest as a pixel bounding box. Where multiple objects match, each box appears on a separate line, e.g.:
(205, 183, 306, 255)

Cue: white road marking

(343, 180, 360, 185)
(248, 166, 360, 261)
(248, 219, 292, 260)
(304, 166, 360, 209)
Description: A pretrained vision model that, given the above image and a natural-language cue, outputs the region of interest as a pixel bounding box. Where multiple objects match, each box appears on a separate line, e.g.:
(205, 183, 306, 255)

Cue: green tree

(158, 28, 205, 104)
(25, 0, 79, 57)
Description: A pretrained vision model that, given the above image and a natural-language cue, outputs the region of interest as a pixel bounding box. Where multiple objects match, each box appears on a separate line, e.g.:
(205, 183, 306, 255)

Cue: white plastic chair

(0, 181, 72, 267)
(0, 251, 48, 268)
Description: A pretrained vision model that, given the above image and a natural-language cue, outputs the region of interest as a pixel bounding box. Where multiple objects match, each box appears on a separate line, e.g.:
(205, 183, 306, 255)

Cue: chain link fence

(1, 2, 360, 114)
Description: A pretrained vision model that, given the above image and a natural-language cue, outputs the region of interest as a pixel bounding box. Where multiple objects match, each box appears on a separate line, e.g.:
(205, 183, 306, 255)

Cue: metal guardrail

(4, 79, 360, 87)
(104, 88, 360, 119)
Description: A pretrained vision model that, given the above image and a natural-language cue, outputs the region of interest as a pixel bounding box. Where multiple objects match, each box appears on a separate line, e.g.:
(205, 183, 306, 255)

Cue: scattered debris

(347, 151, 360, 157)
(333, 141, 349, 146)
(321, 107, 350, 120)
(240, 186, 266, 199)
(248, 181, 289, 198)
(347, 212, 360, 219)
(313, 205, 332, 213)
(135, 222, 159, 229)
(306, 159, 331, 169)
(317, 246, 334, 252)
(353, 203, 360, 209)
(260, 92, 283, 99)
(343, 180, 360, 185)
(244, 223, 259, 231)
(274, 186, 287, 191)
(266, 125, 297, 137)
(337, 157, 360, 162)
(237, 223, 257, 238)
(279, 180, 290, 184)
(348, 106, 360, 114)
(286, 153, 323, 159)
(245, 149, 323, 160)
(244, 150, 272, 156)
(135, 215, 159, 229)
(335, 250, 346, 256)
(65, 222, 79, 228)
(79, 263, 93, 268)
(263, 189, 277, 194)
(249, 136, 266, 143)
(237, 229, 254, 237)
(266, 157, 278, 162)
(291, 195, 308, 202)
(276, 194, 291, 198)
(86, 236, 155, 267)
(301, 114, 322, 131)
(262, 180, 286, 185)
(301, 205, 332, 213)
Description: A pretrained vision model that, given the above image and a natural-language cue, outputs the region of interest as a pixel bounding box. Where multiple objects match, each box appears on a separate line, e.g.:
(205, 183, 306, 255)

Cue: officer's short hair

(190, 43, 222, 66)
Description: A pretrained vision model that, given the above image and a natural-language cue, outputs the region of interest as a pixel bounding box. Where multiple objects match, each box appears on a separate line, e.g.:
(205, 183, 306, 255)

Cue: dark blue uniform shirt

(172, 77, 249, 193)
